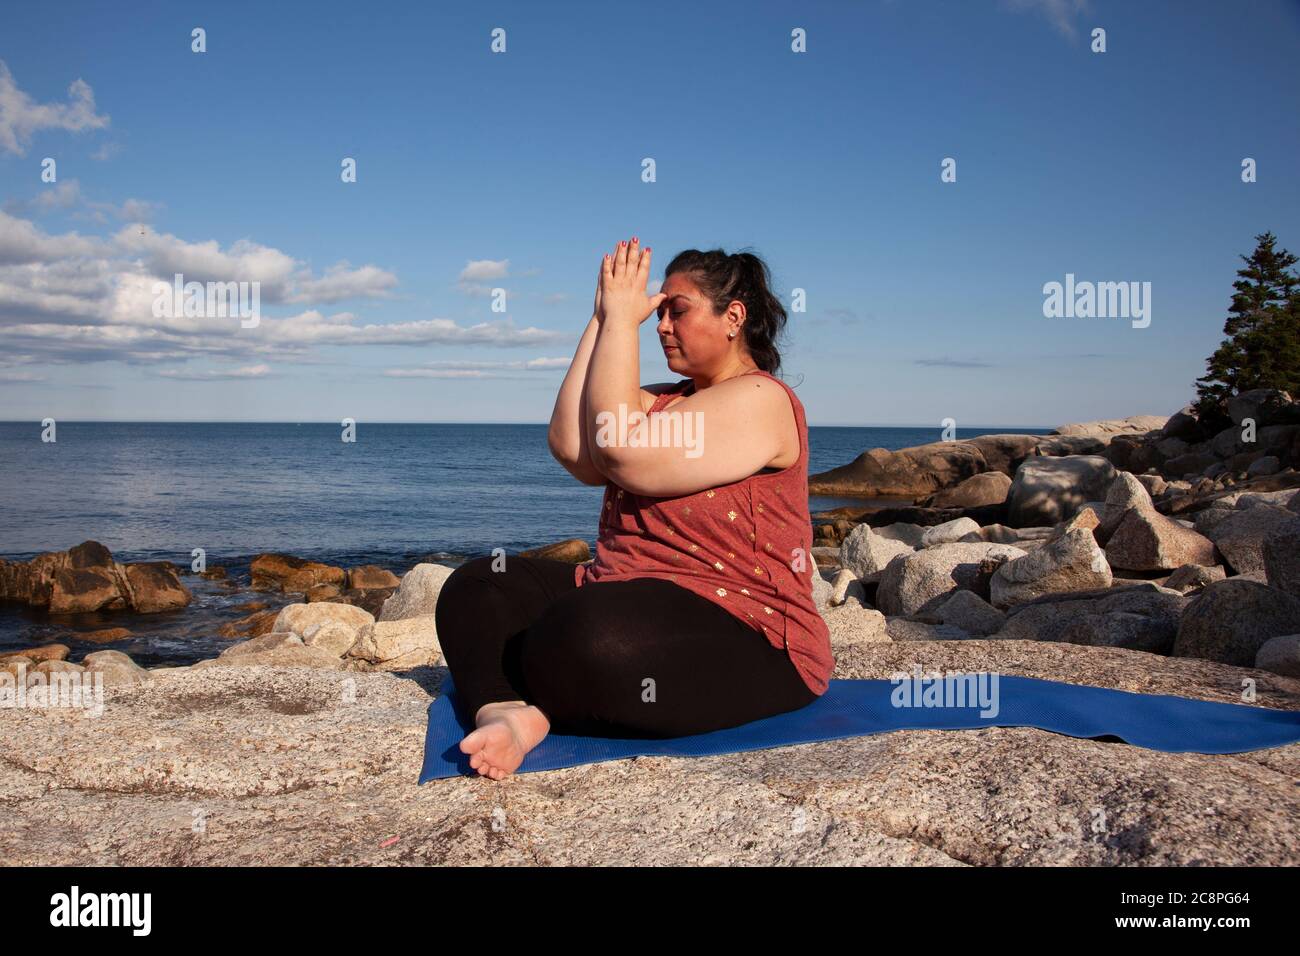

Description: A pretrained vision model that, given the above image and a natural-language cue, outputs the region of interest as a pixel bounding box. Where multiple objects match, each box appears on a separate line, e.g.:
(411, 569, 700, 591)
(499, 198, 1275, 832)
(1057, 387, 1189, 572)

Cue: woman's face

(655, 272, 734, 373)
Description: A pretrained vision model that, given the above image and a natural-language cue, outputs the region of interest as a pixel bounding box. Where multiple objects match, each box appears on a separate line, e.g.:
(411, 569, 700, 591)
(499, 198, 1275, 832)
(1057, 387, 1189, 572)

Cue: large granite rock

(1006, 457, 1118, 527)
(1049, 416, 1168, 442)
(122, 562, 191, 613)
(1174, 579, 1300, 667)
(995, 584, 1186, 655)
(250, 553, 346, 593)
(379, 563, 456, 622)
(1207, 506, 1300, 575)
(921, 472, 1012, 509)
(840, 525, 913, 584)
(808, 442, 988, 499)
(0, 541, 191, 615)
(989, 528, 1112, 608)
(877, 543, 1026, 616)
(0, 644, 1296, 865)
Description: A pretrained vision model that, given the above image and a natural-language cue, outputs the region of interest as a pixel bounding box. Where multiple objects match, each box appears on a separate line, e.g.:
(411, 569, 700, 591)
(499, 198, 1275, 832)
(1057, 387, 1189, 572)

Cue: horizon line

(0, 419, 1058, 430)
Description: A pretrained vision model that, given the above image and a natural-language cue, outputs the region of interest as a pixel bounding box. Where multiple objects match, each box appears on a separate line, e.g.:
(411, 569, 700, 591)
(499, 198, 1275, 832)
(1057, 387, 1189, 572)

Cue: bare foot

(459, 700, 551, 780)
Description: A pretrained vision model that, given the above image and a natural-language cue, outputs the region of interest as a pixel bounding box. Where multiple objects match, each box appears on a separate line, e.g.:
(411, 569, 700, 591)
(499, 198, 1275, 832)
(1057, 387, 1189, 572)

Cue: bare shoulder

(715, 373, 799, 464)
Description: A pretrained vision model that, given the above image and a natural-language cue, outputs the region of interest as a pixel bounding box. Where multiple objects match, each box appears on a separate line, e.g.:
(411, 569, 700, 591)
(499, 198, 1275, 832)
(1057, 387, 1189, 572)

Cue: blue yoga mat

(418, 674, 1300, 782)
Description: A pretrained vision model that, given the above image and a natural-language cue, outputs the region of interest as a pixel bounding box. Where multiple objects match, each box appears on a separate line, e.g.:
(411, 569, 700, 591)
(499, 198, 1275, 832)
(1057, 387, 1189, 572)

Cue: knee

(433, 555, 498, 621)
(522, 599, 623, 678)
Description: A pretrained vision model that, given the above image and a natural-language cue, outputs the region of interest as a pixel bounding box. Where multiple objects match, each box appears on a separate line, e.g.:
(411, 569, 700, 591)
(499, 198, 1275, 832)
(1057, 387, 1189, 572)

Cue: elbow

(546, 425, 572, 465)
(600, 453, 654, 496)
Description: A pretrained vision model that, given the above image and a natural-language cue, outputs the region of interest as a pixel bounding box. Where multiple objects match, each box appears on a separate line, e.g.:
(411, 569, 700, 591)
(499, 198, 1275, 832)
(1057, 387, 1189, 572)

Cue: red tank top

(573, 368, 834, 696)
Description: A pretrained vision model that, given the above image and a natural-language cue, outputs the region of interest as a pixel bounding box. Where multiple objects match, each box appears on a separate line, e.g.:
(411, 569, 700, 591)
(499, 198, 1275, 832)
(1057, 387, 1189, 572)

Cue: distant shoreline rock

(0, 541, 190, 616)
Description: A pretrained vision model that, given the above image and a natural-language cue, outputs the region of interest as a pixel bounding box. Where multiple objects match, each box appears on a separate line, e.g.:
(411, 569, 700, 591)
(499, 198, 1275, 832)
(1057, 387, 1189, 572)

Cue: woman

(434, 237, 834, 780)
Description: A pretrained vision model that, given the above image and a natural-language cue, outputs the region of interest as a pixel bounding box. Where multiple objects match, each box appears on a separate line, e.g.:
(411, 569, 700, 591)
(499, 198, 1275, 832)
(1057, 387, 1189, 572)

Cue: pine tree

(1195, 231, 1300, 417)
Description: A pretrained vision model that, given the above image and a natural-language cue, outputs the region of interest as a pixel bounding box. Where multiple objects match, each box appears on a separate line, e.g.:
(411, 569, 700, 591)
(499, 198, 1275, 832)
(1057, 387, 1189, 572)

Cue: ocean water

(0, 420, 1047, 663)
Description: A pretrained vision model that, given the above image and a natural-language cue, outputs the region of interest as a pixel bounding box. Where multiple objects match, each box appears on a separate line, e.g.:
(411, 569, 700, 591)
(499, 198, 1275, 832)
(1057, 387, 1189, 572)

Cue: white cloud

(459, 259, 509, 281)
(290, 261, 399, 303)
(155, 364, 271, 380)
(0, 61, 111, 156)
(383, 356, 571, 378)
(0, 211, 567, 370)
(4, 180, 162, 224)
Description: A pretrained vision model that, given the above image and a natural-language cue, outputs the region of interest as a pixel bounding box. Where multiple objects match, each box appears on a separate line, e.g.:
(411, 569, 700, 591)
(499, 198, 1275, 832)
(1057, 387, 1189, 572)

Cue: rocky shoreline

(2, 390, 1299, 865)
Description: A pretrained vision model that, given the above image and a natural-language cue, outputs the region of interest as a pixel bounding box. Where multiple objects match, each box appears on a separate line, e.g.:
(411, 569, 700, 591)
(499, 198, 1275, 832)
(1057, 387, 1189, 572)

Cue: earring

(727, 331, 736, 339)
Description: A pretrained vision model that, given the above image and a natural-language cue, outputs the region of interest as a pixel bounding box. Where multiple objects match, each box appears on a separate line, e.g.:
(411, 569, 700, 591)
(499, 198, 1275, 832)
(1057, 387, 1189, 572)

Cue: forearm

(585, 316, 643, 475)
(547, 314, 603, 471)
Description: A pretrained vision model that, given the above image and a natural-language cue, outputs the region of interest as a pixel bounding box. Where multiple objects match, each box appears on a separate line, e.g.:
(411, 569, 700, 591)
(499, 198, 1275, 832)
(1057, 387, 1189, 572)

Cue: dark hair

(663, 248, 787, 376)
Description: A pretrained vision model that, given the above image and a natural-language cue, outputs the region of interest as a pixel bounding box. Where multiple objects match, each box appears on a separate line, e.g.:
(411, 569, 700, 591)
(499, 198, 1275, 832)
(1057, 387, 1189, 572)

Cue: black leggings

(433, 555, 818, 738)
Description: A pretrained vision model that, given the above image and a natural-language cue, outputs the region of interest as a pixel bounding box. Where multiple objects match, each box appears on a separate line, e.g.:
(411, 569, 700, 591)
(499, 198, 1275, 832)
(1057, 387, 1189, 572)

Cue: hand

(599, 236, 667, 326)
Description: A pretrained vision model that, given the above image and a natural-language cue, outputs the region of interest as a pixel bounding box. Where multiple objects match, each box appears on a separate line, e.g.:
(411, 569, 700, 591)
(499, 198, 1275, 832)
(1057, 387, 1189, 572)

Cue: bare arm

(547, 312, 608, 486)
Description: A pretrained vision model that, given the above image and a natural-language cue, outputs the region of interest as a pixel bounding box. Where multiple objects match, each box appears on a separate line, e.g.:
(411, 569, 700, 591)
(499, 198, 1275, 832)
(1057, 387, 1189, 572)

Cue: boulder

(990, 528, 1112, 608)
(840, 524, 914, 583)
(922, 472, 1012, 509)
(1096, 472, 1151, 545)
(1035, 436, 1106, 456)
(123, 562, 192, 613)
(330, 587, 396, 618)
(378, 563, 455, 622)
(1050, 416, 1168, 442)
(872, 522, 928, 548)
(935, 590, 1005, 637)
(877, 543, 1026, 616)
(1255, 635, 1300, 678)
(1227, 388, 1294, 427)
(4, 643, 69, 663)
(1247, 456, 1281, 477)
(1263, 523, 1300, 596)
(996, 584, 1185, 654)
(306, 584, 343, 602)
(249, 553, 346, 593)
(1163, 564, 1226, 595)
(969, 524, 1055, 545)
(1207, 505, 1300, 574)
(1106, 507, 1216, 572)
(963, 435, 1042, 476)
(346, 565, 402, 590)
(348, 616, 441, 666)
(220, 632, 305, 658)
(217, 609, 280, 640)
(823, 603, 891, 650)
(885, 619, 972, 641)
(1049, 506, 1101, 542)
(826, 569, 869, 608)
(272, 603, 374, 639)
(81, 650, 150, 687)
(49, 567, 126, 615)
(1174, 579, 1300, 667)
(1161, 404, 1203, 441)
(920, 517, 982, 548)
(300, 622, 360, 657)
(1006, 456, 1117, 527)
(808, 442, 988, 499)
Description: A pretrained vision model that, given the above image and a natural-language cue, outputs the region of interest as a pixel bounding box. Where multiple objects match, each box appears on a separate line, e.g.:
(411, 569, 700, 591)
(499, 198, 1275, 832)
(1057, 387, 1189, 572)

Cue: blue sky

(1, 0, 1297, 426)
